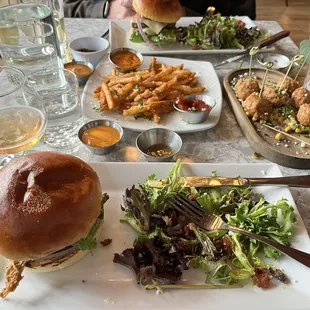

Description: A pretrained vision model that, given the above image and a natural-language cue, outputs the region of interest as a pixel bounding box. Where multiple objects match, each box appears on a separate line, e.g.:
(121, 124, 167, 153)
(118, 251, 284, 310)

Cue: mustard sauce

(81, 125, 120, 147)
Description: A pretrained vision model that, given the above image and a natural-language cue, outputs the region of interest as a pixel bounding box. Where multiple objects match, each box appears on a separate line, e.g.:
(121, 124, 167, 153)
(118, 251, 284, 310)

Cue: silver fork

(168, 194, 310, 268)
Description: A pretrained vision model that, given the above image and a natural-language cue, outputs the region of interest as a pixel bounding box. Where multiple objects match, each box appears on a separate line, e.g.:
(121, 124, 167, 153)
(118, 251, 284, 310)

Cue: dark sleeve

(64, 0, 107, 18)
(180, 0, 256, 20)
(183, 6, 201, 16)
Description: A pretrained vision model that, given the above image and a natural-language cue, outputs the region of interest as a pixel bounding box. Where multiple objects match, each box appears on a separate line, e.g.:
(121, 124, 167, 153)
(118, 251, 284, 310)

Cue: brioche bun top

(0, 152, 102, 261)
(133, 0, 183, 23)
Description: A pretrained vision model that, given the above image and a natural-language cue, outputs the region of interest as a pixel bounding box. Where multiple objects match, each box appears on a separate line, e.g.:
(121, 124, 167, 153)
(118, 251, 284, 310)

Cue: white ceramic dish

(257, 53, 290, 70)
(69, 37, 109, 68)
(1, 162, 310, 310)
(110, 16, 274, 56)
(82, 56, 222, 133)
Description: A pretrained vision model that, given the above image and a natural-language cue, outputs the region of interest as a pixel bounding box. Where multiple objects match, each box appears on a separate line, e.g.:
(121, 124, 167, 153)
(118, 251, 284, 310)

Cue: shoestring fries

(93, 57, 205, 123)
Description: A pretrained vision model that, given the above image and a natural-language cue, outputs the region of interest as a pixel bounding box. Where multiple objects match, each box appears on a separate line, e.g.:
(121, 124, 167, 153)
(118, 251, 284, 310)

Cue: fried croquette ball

(261, 86, 289, 106)
(278, 78, 300, 95)
(297, 104, 310, 127)
(244, 92, 271, 120)
(291, 87, 310, 109)
(235, 78, 259, 101)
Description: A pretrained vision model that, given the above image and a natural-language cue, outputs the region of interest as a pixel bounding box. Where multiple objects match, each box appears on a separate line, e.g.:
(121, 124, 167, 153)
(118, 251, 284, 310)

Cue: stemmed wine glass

(0, 65, 47, 165)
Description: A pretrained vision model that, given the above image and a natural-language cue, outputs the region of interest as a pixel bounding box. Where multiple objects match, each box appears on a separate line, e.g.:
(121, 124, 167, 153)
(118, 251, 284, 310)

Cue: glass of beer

(0, 66, 47, 159)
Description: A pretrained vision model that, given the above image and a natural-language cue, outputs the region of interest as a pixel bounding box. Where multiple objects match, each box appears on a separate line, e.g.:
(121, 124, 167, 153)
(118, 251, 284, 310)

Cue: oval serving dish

(223, 67, 310, 169)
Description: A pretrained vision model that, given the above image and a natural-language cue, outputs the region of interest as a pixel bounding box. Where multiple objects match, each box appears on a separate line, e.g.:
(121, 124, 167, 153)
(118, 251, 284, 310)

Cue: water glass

(0, 0, 62, 58)
(26, 68, 84, 149)
(0, 66, 47, 156)
(0, 22, 62, 75)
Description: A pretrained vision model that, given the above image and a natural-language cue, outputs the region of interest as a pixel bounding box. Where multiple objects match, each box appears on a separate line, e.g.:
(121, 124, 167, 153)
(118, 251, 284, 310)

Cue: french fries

(93, 57, 205, 123)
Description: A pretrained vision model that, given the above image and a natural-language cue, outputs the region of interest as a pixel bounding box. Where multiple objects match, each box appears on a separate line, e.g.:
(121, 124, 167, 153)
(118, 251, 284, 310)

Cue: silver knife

(214, 30, 290, 68)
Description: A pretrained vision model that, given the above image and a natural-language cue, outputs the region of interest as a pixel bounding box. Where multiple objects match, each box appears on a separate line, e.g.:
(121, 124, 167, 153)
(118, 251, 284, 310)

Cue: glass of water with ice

(26, 68, 84, 149)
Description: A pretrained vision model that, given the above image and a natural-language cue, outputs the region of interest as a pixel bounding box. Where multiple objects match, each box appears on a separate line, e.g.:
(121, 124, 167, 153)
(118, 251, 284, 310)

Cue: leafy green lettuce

(186, 13, 264, 50)
(74, 194, 108, 251)
(139, 159, 184, 211)
(189, 256, 237, 284)
(130, 29, 176, 45)
(120, 186, 151, 234)
(226, 198, 296, 259)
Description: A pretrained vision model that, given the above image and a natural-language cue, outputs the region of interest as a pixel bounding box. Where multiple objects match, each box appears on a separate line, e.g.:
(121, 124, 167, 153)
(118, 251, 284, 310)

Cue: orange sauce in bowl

(81, 125, 120, 147)
(111, 50, 141, 69)
(64, 63, 92, 77)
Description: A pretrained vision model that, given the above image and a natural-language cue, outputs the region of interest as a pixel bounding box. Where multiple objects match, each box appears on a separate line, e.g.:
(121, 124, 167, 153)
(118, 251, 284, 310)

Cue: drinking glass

(0, 22, 62, 75)
(0, 65, 47, 160)
(0, 0, 62, 58)
(26, 68, 84, 149)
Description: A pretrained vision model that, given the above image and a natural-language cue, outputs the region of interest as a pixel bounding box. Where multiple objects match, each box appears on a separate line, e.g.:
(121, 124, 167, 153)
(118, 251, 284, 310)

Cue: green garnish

(114, 163, 296, 289)
(74, 194, 108, 251)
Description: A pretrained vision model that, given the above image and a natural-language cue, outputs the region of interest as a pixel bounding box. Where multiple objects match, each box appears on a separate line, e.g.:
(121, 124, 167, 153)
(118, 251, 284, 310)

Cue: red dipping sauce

(175, 96, 212, 112)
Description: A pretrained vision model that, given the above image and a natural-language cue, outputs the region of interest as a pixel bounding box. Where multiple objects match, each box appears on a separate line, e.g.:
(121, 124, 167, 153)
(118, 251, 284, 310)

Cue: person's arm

(64, 0, 136, 19)
(64, 0, 108, 18)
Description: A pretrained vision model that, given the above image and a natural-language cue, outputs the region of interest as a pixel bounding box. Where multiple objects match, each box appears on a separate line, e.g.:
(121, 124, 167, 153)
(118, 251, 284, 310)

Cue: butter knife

(214, 30, 290, 68)
(151, 174, 310, 188)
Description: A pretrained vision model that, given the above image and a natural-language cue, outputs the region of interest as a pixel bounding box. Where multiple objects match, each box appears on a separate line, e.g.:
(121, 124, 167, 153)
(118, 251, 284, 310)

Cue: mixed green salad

(130, 13, 267, 50)
(113, 161, 296, 291)
(182, 14, 265, 50)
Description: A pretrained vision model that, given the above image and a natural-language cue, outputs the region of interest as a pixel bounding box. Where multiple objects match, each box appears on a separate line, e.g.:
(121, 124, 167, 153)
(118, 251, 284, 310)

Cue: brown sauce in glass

(146, 144, 172, 157)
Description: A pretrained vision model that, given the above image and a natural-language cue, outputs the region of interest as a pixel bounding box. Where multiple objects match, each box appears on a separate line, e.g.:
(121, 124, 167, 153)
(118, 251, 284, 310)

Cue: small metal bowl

(64, 60, 94, 86)
(257, 53, 290, 71)
(109, 47, 143, 73)
(173, 95, 217, 124)
(136, 128, 182, 162)
(78, 119, 123, 155)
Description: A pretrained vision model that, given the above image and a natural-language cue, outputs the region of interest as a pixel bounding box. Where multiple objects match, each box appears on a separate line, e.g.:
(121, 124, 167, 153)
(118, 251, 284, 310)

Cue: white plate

(82, 56, 222, 133)
(1, 162, 310, 310)
(110, 17, 274, 55)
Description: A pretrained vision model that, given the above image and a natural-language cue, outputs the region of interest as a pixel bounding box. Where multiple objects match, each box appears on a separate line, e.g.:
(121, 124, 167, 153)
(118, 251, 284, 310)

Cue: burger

(130, 0, 183, 46)
(0, 152, 108, 298)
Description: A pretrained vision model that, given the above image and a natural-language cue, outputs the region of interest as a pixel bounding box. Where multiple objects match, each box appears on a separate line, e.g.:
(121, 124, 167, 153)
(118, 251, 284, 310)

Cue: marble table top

(8, 18, 310, 233)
